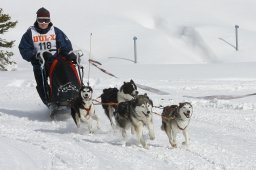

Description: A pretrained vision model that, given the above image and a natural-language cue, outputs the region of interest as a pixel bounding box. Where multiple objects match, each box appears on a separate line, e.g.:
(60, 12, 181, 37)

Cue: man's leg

(33, 66, 49, 105)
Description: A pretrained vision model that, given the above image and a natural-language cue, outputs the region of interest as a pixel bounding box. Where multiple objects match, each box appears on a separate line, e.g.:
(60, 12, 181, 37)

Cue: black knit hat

(37, 7, 50, 18)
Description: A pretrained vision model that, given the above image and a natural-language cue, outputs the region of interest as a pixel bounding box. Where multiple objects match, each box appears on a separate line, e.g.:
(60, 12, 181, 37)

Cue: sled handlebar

(69, 50, 83, 67)
(36, 49, 84, 68)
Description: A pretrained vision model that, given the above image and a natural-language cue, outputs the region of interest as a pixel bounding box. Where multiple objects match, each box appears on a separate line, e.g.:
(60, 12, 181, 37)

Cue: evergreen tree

(0, 8, 18, 71)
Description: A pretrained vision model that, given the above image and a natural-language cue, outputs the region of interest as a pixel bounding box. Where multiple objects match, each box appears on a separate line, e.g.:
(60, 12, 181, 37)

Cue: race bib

(31, 26, 57, 55)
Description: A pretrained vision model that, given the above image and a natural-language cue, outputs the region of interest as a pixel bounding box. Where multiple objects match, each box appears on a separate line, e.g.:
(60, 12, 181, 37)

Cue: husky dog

(101, 79, 138, 127)
(114, 94, 155, 149)
(70, 86, 99, 133)
(161, 102, 193, 148)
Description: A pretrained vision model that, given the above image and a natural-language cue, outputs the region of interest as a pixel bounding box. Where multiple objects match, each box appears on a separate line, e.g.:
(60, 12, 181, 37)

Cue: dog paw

(149, 136, 155, 140)
(171, 143, 177, 148)
(143, 145, 149, 149)
(121, 142, 126, 147)
(89, 130, 95, 135)
(167, 145, 174, 150)
(182, 141, 188, 145)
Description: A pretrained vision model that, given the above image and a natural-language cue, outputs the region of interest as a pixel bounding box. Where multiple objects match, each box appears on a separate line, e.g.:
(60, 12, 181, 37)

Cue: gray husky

(114, 94, 155, 149)
(161, 102, 193, 148)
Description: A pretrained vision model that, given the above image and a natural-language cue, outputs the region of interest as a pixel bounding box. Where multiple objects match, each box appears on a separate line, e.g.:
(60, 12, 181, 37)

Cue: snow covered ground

(1, 64, 256, 170)
(1, 0, 256, 169)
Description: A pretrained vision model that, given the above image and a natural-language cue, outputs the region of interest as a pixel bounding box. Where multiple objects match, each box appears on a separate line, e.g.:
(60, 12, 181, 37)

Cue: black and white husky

(70, 86, 99, 133)
(114, 94, 155, 149)
(161, 102, 193, 148)
(101, 79, 138, 127)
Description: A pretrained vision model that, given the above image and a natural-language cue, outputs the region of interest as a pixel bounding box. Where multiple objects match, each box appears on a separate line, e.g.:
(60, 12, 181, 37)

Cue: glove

(67, 52, 78, 64)
(31, 54, 41, 65)
(32, 51, 53, 66)
(42, 51, 52, 62)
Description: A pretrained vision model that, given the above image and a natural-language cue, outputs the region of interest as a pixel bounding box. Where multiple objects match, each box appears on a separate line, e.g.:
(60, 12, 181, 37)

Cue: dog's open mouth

(83, 94, 91, 99)
(184, 112, 190, 118)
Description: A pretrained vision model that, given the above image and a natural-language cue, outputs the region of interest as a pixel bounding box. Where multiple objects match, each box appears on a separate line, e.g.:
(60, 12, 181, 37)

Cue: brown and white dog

(70, 85, 99, 133)
(161, 102, 193, 148)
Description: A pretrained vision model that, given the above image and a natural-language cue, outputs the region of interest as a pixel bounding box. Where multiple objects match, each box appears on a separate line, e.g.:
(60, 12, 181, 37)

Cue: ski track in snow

(1, 72, 256, 170)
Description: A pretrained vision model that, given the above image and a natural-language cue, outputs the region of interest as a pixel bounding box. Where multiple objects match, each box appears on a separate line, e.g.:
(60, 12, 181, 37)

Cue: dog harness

(176, 118, 190, 130)
(82, 104, 91, 113)
(80, 104, 92, 120)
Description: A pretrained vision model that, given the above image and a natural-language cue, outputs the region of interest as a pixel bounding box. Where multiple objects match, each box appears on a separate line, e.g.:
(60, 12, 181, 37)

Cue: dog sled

(36, 49, 84, 118)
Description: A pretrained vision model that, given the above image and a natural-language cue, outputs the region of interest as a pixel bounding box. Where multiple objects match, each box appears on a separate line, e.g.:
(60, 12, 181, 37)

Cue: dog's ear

(143, 93, 152, 105)
(150, 99, 153, 106)
(79, 86, 85, 92)
(130, 79, 137, 89)
(131, 99, 137, 107)
(120, 82, 125, 91)
(89, 86, 93, 93)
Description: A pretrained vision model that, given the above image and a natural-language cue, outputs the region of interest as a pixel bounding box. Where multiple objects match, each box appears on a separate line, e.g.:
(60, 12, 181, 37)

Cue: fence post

(133, 36, 137, 63)
(235, 25, 239, 51)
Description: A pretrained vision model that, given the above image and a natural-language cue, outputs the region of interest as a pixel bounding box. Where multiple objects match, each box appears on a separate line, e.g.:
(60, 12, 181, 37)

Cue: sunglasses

(37, 17, 50, 24)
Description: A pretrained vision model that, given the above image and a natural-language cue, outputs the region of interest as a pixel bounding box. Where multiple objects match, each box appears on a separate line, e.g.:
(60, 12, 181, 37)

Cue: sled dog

(161, 102, 193, 147)
(101, 79, 138, 127)
(114, 94, 155, 149)
(70, 85, 99, 133)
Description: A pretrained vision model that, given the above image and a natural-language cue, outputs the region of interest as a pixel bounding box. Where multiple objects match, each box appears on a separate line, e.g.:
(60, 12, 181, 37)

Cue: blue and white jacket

(19, 22, 73, 66)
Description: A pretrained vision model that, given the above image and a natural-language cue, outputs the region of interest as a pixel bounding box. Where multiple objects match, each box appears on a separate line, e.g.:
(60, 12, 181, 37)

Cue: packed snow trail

(1, 69, 256, 170)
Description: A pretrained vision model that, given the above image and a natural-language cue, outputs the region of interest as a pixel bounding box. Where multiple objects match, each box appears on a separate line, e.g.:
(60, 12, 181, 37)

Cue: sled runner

(37, 49, 84, 118)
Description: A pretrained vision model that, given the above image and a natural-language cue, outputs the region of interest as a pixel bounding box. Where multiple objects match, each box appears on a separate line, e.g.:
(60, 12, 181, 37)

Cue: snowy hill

(2, 0, 256, 66)
(1, 0, 256, 169)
